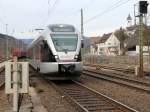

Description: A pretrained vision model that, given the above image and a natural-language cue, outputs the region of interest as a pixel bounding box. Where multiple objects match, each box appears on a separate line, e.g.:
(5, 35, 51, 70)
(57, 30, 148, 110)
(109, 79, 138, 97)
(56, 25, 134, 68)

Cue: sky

(0, 0, 149, 39)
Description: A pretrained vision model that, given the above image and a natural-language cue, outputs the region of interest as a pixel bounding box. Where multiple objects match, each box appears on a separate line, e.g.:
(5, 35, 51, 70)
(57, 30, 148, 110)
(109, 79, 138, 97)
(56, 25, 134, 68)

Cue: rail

(0, 67, 5, 89)
(83, 69, 150, 93)
(84, 64, 150, 77)
(48, 79, 139, 112)
(0, 58, 12, 89)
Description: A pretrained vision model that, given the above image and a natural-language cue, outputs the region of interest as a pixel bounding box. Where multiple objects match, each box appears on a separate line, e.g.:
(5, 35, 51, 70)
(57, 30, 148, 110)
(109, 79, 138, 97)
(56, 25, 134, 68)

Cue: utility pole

(139, 14, 144, 77)
(138, 1, 148, 77)
(134, 4, 137, 25)
(81, 8, 84, 48)
(81, 8, 84, 37)
(81, 8, 84, 59)
(5, 24, 8, 59)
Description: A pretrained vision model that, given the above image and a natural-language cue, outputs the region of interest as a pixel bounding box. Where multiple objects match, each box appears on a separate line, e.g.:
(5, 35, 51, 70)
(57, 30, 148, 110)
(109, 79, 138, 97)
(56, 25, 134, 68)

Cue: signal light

(139, 1, 149, 14)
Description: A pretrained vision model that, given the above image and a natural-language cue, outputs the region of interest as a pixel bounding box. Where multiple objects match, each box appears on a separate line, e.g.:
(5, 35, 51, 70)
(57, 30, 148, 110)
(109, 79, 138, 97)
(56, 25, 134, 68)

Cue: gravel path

(30, 76, 79, 112)
(79, 75, 150, 112)
(0, 90, 12, 112)
(0, 90, 31, 112)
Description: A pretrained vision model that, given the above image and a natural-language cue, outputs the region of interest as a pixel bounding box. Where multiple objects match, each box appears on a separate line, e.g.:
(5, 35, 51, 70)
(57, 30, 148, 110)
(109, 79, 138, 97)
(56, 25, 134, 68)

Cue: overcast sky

(0, 0, 148, 39)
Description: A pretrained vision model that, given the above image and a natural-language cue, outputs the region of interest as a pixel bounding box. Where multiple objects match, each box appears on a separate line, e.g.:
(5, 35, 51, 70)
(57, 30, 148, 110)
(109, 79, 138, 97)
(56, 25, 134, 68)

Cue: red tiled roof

(90, 33, 113, 45)
(99, 33, 112, 43)
(90, 36, 101, 44)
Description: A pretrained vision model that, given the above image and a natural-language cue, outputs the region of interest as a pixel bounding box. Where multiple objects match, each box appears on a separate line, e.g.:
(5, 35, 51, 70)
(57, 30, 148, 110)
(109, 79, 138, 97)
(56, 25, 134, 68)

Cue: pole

(6, 24, 8, 60)
(13, 56, 19, 112)
(81, 8, 84, 60)
(144, 14, 147, 25)
(134, 4, 137, 25)
(139, 14, 144, 77)
(81, 8, 84, 37)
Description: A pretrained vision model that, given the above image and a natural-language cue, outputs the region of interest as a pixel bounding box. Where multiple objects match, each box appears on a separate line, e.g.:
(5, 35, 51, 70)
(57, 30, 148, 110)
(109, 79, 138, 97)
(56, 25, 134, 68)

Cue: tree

(114, 27, 129, 55)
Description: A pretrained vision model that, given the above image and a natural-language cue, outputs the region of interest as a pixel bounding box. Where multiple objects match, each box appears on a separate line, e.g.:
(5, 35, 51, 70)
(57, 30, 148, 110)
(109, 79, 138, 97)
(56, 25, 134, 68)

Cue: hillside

(0, 34, 27, 58)
(21, 39, 33, 45)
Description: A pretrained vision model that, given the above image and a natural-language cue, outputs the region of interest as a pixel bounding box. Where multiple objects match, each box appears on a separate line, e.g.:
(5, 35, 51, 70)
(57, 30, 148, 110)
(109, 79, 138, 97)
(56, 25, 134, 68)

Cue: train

(11, 48, 27, 59)
(28, 24, 83, 80)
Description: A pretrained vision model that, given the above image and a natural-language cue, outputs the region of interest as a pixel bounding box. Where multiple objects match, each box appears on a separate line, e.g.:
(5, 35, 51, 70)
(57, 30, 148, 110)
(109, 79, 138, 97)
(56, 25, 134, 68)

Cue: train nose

(68, 65, 75, 73)
(61, 64, 75, 74)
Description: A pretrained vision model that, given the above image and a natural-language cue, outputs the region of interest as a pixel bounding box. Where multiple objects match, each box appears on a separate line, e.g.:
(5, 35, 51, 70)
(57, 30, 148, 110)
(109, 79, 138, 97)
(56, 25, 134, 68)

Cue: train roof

(48, 24, 74, 28)
(28, 24, 79, 49)
(48, 24, 75, 32)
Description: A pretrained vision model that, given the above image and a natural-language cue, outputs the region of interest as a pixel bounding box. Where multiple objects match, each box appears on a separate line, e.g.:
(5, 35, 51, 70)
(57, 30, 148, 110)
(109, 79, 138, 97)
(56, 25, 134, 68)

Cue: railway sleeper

(68, 94, 92, 97)
(67, 92, 92, 95)
(78, 101, 106, 105)
(76, 98, 105, 102)
(73, 96, 99, 100)
(81, 103, 111, 107)
(85, 106, 119, 112)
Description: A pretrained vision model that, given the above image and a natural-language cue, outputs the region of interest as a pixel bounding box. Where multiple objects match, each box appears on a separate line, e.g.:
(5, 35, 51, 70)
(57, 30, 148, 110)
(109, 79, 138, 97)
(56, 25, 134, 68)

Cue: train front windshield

(51, 34, 78, 52)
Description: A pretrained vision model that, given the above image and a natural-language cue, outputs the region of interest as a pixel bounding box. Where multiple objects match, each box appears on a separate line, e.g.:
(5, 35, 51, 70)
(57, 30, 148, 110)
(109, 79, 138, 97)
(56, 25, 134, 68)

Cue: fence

(83, 54, 150, 65)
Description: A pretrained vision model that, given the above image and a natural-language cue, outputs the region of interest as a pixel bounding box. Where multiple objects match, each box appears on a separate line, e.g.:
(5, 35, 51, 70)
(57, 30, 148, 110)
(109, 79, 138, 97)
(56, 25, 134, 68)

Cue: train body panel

(28, 24, 82, 80)
(39, 62, 82, 73)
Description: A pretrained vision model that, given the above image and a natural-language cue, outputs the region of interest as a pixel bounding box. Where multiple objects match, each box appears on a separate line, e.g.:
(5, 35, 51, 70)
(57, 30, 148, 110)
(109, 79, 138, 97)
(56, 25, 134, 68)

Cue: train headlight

(55, 55, 59, 59)
(74, 55, 78, 59)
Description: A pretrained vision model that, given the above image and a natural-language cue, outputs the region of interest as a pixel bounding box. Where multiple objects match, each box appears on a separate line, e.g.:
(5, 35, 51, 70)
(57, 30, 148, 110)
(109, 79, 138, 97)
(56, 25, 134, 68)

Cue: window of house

(100, 48, 103, 51)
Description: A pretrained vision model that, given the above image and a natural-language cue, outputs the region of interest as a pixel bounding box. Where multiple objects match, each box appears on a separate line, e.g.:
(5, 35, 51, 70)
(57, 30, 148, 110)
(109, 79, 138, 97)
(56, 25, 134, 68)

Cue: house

(90, 33, 121, 56)
(97, 33, 120, 56)
(125, 34, 150, 56)
(90, 37, 101, 55)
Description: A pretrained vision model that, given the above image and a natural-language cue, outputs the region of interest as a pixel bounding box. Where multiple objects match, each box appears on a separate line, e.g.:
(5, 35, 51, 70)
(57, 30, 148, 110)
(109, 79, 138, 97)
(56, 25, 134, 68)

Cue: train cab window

(51, 34, 78, 52)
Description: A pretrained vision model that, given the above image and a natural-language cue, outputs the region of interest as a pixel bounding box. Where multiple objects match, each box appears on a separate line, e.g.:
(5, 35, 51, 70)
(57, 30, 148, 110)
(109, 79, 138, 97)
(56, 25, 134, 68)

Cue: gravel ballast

(31, 77, 79, 112)
(80, 75, 150, 112)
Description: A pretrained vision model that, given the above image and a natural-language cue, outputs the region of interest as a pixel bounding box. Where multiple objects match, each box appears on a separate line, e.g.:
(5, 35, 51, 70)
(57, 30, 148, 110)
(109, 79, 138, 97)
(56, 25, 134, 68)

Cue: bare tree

(114, 27, 129, 55)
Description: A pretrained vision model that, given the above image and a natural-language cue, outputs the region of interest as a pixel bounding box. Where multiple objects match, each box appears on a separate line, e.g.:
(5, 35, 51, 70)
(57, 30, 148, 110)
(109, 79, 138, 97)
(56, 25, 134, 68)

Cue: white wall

(126, 51, 137, 56)
(136, 46, 150, 55)
(105, 34, 120, 47)
(90, 34, 122, 56)
(97, 34, 120, 55)
(90, 45, 98, 55)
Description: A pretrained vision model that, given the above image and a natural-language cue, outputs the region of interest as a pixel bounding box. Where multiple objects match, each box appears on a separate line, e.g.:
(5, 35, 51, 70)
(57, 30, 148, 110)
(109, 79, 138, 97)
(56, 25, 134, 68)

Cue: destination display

(51, 26, 75, 32)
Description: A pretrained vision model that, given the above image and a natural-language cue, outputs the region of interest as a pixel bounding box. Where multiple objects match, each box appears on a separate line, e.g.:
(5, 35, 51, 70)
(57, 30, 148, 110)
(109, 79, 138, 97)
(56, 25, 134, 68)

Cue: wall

(97, 34, 120, 55)
(136, 46, 150, 55)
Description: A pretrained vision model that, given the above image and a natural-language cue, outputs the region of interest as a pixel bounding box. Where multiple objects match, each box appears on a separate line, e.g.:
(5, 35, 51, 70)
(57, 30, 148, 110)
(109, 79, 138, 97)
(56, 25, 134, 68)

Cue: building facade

(90, 33, 121, 56)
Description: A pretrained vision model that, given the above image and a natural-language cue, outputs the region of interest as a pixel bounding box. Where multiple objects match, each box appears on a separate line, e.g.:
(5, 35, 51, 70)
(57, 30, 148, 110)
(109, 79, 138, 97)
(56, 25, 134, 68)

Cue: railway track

(0, 59, 7, 89)
(0, 58, 5, 63)
(48, 79, 138, 112)
(0, 58, 10, 63)
(84, 64, 150, 76)
(83, 69, 150, 93)
(0, 67, 5, 89)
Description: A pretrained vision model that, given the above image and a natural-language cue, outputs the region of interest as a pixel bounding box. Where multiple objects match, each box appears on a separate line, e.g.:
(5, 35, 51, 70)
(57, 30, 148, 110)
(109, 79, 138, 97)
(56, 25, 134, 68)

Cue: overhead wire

(66, 0, 95, 17)
(48, 0, 59, 17)
(84, 0, 132, 24)
(43, 0, 59, 26)
(65, 0, 95, 18)
(52, 0, 96, 24)
(48, 0, 52, 16)
(0, 5, 9, 34)
(0, 17, 5, 25)
(37, 0, 50, 28)
(0, 4, 6, 25)
(82, 0, 96, 10)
